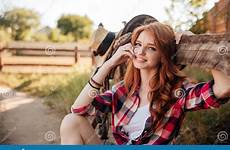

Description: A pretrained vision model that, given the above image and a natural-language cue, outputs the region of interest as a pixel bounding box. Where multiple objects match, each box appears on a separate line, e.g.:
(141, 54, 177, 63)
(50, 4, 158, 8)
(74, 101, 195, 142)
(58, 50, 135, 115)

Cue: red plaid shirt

(71, 79, 229, 145)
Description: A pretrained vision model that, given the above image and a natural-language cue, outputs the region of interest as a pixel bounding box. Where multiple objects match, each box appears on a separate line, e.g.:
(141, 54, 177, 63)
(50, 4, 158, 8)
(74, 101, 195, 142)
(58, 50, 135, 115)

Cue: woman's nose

(136, 47, 145, 55)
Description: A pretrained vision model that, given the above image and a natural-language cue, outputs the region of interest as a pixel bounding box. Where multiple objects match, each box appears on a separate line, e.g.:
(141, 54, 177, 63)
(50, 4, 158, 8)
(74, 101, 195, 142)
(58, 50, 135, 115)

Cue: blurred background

(0, 0, 229, 144)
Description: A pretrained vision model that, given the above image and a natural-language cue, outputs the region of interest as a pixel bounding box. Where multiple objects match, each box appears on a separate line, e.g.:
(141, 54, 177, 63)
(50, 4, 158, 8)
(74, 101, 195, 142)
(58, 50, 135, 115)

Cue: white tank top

(123, 104, 151, 141)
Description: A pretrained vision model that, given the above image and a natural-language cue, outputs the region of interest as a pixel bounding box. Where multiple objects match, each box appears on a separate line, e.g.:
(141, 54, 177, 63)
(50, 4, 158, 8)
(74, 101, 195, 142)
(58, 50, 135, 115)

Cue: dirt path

(0, 87, 63, 144)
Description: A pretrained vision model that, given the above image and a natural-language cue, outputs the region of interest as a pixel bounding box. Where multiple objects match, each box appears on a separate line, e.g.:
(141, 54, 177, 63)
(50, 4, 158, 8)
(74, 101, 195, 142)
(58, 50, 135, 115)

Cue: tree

(0, 27, 11, 42)
(57, 14, 93, 41)
(189, 12, 209, 34)
(49, 28, 75, 43)
(0, 8, 40, 40)
(165, 0, 210, 31)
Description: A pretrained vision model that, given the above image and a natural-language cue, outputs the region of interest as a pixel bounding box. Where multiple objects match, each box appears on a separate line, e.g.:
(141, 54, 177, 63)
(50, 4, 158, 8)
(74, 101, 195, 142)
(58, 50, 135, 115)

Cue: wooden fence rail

(0, 41, 92, 73)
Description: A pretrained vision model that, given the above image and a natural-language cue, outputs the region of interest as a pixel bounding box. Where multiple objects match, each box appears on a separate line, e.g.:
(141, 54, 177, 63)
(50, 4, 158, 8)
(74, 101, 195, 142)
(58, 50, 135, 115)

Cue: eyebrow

(136, 40, 155, 45)
(135, 40, 141, 43)
(147, 43, 156, 47)
(136, 40, 156, 47)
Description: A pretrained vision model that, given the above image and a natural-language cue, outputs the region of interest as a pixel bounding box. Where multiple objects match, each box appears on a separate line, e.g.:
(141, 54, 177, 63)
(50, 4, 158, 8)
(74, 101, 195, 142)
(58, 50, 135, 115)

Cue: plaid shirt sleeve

(183, 80, 229, 112)
(71, 89, 113, 116)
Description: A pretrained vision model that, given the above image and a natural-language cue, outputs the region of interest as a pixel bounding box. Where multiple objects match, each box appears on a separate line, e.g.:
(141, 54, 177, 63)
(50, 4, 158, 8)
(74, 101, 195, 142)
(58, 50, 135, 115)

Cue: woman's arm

(211, 69, 230, 99)
(72, 43, 134, 109)
(72, 61, 114, 108)
(182, 79, 229, 112)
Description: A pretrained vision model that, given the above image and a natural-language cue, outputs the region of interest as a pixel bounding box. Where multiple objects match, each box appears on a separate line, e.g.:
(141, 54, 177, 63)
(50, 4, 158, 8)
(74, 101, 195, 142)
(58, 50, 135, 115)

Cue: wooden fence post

(0, 42, 4, 70)
(74, 46, 78, 64)
(91, 52, 95, 66)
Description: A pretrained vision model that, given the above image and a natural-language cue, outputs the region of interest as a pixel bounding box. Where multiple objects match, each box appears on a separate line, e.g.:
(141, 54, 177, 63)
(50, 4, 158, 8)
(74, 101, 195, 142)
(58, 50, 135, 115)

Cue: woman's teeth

(136, 57, 146, 62)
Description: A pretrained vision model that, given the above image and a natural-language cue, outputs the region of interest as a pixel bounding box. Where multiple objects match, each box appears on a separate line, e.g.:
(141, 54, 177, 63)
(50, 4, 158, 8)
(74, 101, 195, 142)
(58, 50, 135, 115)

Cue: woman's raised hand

(107, 43, 135, 67)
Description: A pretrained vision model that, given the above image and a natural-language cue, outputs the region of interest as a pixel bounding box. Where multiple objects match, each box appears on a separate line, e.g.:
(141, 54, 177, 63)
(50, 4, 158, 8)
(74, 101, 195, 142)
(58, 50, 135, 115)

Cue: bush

(43, 72, 90, 114)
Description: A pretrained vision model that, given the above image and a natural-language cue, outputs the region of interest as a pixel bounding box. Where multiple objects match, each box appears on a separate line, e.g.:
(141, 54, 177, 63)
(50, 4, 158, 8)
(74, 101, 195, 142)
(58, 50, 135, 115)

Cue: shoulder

(181, 79, 194, 89)
(181, 78, 201, 90)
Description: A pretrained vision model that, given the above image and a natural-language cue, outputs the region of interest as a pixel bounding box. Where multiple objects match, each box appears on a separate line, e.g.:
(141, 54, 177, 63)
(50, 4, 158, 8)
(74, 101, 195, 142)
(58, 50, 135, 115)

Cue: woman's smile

(135, 56, 147, 62)
(132, 30, 161, 70)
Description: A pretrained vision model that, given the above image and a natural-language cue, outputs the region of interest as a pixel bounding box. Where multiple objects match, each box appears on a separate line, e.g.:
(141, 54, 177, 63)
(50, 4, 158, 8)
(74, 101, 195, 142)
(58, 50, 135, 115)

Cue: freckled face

(132, 30, 161, 70)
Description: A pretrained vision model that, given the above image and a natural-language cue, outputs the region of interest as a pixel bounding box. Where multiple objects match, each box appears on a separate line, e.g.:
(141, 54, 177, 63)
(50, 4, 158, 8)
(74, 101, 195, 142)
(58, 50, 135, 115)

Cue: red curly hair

(124, 22, 186, 131)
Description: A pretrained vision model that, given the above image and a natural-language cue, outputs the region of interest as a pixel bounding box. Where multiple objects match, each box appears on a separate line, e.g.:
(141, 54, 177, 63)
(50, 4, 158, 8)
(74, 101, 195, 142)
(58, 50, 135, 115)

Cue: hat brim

(96, 32, 116, 56)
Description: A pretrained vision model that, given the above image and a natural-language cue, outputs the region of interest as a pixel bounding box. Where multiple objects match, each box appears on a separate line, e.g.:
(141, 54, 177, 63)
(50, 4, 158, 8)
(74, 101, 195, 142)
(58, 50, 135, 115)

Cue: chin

(133, 61, 158, 70)
(133, 63, 148, 69)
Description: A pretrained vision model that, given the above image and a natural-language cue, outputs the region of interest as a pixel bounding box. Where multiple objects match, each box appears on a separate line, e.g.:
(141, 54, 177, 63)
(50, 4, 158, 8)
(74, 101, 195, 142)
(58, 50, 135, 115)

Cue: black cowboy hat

(89, 23, 115, 56)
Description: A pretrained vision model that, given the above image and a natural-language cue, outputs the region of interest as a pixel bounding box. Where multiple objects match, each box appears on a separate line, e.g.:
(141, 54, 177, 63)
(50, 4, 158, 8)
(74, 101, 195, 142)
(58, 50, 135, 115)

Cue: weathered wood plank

(78, 51, 93, 57)
(176, 33, 230, 75)
(4, 41, 90, 51)
(11, 49, 75, 56)
(5, 41, 78, 51)
(1, 56, 75, 65)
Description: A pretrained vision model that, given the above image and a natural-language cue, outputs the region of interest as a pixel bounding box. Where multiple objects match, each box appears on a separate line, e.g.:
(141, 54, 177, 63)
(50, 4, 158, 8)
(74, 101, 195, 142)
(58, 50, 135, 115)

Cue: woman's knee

(60, 113, 86, 134)
(60, 113, 88, 144)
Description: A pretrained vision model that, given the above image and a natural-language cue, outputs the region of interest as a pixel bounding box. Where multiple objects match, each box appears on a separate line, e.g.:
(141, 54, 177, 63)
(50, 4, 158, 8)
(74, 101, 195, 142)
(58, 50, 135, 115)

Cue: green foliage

(57, 14, 93, 41)
(189, 0, 208, 7)
(0, 8, 40, 40)
(183, 66, 212, 82)
(0, 27, 11, 42)
(165, 0, 209, 31)
(0, 8, 93, 42)
(32, 32, 49, 42)
(49, 28, 75, 43)
(190, 12, 209, 34)
(44, 73, 90, 113)
(176, 102, 230, 144)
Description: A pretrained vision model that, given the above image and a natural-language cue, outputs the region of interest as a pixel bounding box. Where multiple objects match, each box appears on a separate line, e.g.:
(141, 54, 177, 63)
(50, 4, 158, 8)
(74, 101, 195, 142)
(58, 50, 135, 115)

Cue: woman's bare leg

(60, 113, 102, 144)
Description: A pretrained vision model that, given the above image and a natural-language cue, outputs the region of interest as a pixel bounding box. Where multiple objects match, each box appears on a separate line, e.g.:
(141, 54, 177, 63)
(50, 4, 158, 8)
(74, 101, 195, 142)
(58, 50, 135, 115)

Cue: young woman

(60, 22, 230, 145)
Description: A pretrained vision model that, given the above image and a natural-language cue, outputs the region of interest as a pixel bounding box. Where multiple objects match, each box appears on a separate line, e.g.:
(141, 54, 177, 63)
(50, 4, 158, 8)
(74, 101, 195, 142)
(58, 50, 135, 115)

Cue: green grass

(176, 102, 230, 144)
(43, 72, 90, 113)
(183, 66, 213, 82)
(0, 71, 91, 114)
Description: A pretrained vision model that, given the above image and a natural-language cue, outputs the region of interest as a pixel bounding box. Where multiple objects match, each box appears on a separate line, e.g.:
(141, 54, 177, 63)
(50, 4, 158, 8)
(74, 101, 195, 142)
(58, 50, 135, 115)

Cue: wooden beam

(5, 41, 78, 51)
(176, 33, 230, 75)
(11, 49, 75, 57)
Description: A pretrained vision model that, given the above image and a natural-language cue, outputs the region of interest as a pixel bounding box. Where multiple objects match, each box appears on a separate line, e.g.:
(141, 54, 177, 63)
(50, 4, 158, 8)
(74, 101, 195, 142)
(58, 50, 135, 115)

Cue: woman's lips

(135, 57, 147, 62)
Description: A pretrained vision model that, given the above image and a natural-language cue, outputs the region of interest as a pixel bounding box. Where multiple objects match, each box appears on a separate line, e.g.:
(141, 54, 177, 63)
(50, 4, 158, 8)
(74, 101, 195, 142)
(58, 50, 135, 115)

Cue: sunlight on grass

(0, 68, 92, 114)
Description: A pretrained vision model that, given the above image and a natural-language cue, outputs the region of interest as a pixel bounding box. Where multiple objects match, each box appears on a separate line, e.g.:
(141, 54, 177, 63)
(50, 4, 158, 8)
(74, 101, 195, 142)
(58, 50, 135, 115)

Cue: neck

(140, 68, 157, 91)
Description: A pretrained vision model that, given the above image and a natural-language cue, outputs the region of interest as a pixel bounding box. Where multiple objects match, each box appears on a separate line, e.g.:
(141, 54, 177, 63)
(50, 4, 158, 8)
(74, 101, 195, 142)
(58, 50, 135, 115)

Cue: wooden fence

(0, 41, 92, 73)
